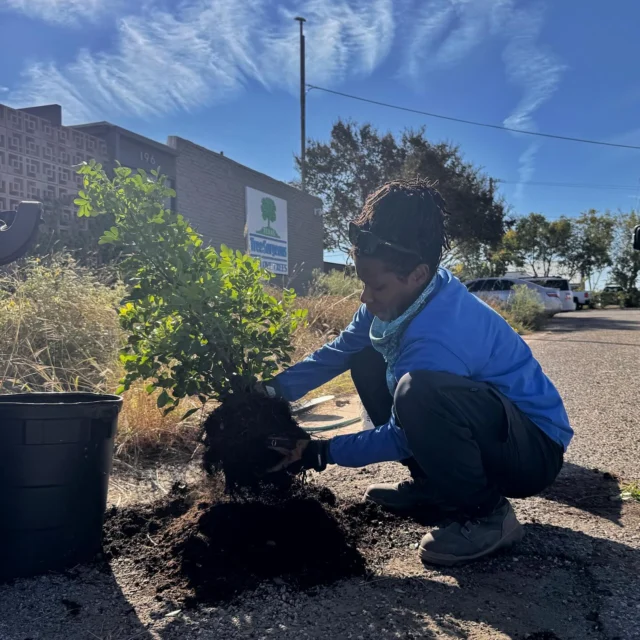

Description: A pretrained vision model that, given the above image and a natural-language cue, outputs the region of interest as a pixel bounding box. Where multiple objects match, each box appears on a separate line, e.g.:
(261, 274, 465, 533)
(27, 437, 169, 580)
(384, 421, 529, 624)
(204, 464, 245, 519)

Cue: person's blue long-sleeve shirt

(273, 268, 572, 468)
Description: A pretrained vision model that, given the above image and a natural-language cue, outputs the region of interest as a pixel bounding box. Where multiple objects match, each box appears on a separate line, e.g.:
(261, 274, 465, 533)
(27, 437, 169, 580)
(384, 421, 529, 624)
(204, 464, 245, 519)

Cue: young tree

(74, 162, 306, 415)
(298, 120, 507, 255)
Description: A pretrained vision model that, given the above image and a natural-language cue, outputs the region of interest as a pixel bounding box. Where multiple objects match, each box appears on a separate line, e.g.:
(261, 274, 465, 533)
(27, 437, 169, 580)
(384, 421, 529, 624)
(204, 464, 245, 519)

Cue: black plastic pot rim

(0, 392, 123, 406)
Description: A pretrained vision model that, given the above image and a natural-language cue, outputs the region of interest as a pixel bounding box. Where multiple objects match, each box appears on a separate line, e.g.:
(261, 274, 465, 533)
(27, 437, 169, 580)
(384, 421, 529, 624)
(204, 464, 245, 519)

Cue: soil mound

(102, 478, 412, 607)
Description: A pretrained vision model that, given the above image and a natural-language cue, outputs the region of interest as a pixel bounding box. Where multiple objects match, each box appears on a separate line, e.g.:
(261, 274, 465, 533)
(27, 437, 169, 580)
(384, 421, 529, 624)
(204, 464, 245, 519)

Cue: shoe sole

(365, 498, 433, 512)
(419, 522, 525, 567)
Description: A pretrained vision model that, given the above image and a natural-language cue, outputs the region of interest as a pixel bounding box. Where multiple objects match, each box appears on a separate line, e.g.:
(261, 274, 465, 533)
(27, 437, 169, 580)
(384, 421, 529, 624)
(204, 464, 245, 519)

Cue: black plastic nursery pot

(0, 393, 122, 580)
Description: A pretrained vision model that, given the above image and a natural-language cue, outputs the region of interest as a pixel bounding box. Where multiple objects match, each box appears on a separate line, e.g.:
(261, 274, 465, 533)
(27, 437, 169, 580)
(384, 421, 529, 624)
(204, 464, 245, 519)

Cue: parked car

(464, 277, 563, 316)
(522, 277, 576, 312)
(603, 284, 623, 293)
(569, 284, 593, 310)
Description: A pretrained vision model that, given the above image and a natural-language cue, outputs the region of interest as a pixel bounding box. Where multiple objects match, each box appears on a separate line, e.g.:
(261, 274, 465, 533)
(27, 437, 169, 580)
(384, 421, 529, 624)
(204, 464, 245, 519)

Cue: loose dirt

(102, 476, 448, 609)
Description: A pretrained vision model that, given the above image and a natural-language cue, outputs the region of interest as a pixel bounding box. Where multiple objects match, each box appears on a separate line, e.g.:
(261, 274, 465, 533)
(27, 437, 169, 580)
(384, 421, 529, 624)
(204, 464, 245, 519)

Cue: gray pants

(350, 347, 564, 515)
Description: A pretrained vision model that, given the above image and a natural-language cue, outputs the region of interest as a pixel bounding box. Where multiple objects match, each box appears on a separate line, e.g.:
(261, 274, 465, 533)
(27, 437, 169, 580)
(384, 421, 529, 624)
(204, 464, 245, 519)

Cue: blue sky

(2, 0, 640, 244)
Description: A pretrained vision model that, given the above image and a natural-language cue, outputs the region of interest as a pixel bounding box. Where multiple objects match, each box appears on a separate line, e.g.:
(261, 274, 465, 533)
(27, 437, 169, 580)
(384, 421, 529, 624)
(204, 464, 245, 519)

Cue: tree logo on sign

(258, 197, 280, 238)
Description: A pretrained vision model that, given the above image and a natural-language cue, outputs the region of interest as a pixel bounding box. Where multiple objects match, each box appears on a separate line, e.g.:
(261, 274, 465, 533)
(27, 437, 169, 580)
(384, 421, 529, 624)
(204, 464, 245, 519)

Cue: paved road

(527, 308, 640, 481)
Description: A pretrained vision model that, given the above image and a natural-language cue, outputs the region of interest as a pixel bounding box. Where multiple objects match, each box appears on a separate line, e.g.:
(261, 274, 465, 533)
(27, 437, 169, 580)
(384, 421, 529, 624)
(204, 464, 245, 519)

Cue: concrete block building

(0, 102, 324, 291)
(0, 104, 108, 233)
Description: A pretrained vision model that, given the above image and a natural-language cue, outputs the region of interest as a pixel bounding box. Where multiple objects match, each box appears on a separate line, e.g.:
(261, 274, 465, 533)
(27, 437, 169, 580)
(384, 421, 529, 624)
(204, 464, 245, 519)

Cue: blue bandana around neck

(369, 275, 438, 394)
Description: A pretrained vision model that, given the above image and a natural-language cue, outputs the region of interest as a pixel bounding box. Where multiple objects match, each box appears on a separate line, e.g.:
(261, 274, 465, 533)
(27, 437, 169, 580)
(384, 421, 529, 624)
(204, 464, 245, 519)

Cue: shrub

(485, 301, 526, 335)
(508, 285, 547, 330)
(592, 290, 640, 308)
(484, 286, 546, 334)
(75, 161, 306, 416)
(309, 268, 360, 297)
(0, 255, 123, 392)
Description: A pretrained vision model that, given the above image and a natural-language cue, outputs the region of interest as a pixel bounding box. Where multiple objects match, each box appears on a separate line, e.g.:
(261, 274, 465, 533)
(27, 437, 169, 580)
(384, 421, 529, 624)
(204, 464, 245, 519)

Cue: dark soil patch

(103, 478, 432, 608)
(60, 598, 82, 616)
(202, 393, 310, 491)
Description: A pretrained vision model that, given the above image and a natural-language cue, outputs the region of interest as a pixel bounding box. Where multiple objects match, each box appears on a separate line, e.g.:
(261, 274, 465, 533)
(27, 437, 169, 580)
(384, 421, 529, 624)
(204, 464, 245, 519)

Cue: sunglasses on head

(348, 222, 422, 259)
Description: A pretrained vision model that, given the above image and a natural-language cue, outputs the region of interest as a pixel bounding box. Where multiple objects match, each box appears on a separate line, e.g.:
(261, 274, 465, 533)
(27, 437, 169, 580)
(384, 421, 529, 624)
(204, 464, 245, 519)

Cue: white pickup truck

(570, 285, 593, 310)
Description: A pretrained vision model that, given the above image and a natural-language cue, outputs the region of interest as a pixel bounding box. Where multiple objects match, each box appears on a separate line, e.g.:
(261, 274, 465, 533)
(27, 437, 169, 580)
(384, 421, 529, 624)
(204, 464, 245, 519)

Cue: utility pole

(295, 16, 307, 192)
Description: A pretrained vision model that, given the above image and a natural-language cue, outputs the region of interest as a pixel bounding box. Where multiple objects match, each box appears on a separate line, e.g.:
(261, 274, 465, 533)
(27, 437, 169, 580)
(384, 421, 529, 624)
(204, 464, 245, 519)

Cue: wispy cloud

(403, 0, 510, 78)
(0, 0, 111, 24)
(7, 0, 395, 121)
(501, 5, 565, 131)
(500, 2, 566, 199)
(402, 0, 564, 199)
(4, 0, 564, 176)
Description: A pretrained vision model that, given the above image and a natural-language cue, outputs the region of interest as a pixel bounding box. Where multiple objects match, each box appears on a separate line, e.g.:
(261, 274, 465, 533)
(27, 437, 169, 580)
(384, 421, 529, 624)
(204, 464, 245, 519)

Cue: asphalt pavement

(527, 308, 640, 481)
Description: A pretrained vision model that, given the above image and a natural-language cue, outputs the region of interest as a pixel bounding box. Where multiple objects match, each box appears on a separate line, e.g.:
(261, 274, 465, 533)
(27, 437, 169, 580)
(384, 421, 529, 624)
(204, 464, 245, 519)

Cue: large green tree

(449, 229, 520, 281)
(510, 213, 571, 277)
(611, 211, 640, 293)
(560, 209, 615, 282)
(298, 120, 507, 255)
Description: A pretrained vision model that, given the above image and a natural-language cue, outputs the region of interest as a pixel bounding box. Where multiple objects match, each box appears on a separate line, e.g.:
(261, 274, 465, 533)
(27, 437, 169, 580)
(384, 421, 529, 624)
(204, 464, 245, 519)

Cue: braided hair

(352, 178, 450, 277)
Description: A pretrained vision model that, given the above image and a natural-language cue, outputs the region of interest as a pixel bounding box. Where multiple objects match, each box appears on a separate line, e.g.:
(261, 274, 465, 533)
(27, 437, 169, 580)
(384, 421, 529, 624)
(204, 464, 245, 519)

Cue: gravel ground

(1, 308, 639, 640)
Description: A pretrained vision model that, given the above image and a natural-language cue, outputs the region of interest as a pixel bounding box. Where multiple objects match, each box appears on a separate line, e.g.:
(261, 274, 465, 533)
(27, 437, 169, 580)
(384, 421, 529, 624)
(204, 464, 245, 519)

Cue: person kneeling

(265, 179, 571, 567)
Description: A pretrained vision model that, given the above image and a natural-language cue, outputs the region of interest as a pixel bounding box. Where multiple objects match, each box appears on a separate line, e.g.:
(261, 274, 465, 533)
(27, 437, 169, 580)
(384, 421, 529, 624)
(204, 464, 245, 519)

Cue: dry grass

(303, 371, 356, 400)
(115, 380, 202, 463)
(290, 293, 360, 401)
(621, 482, 640, 502)
(0, 256, 123, 392)
(292, 293, 360, 360)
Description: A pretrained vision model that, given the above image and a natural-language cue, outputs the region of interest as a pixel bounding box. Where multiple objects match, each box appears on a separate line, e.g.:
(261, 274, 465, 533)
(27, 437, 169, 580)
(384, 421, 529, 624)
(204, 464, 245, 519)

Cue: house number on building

(139, 151, 156, 166)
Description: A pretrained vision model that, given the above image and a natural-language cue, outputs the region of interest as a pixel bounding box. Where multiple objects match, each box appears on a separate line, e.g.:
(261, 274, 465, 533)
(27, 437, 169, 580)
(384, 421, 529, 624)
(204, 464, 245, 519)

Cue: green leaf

(157, 390, 171, 408)
(181, 407, 200, 421)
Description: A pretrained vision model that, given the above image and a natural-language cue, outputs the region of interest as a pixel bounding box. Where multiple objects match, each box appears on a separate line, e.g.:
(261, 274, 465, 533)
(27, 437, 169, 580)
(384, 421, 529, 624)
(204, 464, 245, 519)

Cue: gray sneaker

(364, 478, 438, 511)
(419, 499, 523, 566)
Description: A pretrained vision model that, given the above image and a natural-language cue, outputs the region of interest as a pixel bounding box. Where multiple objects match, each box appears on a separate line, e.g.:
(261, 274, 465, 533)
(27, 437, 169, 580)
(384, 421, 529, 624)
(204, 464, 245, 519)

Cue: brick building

(0, 102, 324, 290)
(74, 121, 178, 194)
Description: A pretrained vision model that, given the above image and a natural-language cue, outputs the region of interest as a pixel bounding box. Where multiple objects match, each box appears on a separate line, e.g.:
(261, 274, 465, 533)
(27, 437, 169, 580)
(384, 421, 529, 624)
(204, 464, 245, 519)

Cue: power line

(307, 84, 640, 151)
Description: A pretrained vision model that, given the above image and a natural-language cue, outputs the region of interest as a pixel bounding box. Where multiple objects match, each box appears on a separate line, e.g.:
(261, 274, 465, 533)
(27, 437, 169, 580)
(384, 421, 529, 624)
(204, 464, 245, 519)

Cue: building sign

(117, 136, 176, 180)
(245, 187, 288, 275)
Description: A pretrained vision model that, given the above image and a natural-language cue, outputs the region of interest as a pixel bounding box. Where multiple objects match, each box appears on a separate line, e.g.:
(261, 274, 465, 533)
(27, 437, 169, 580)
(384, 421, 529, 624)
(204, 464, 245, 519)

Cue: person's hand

(253, 381, 277, 398)
(267, 437, 310, 472)
(266, 437, 330, 473)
